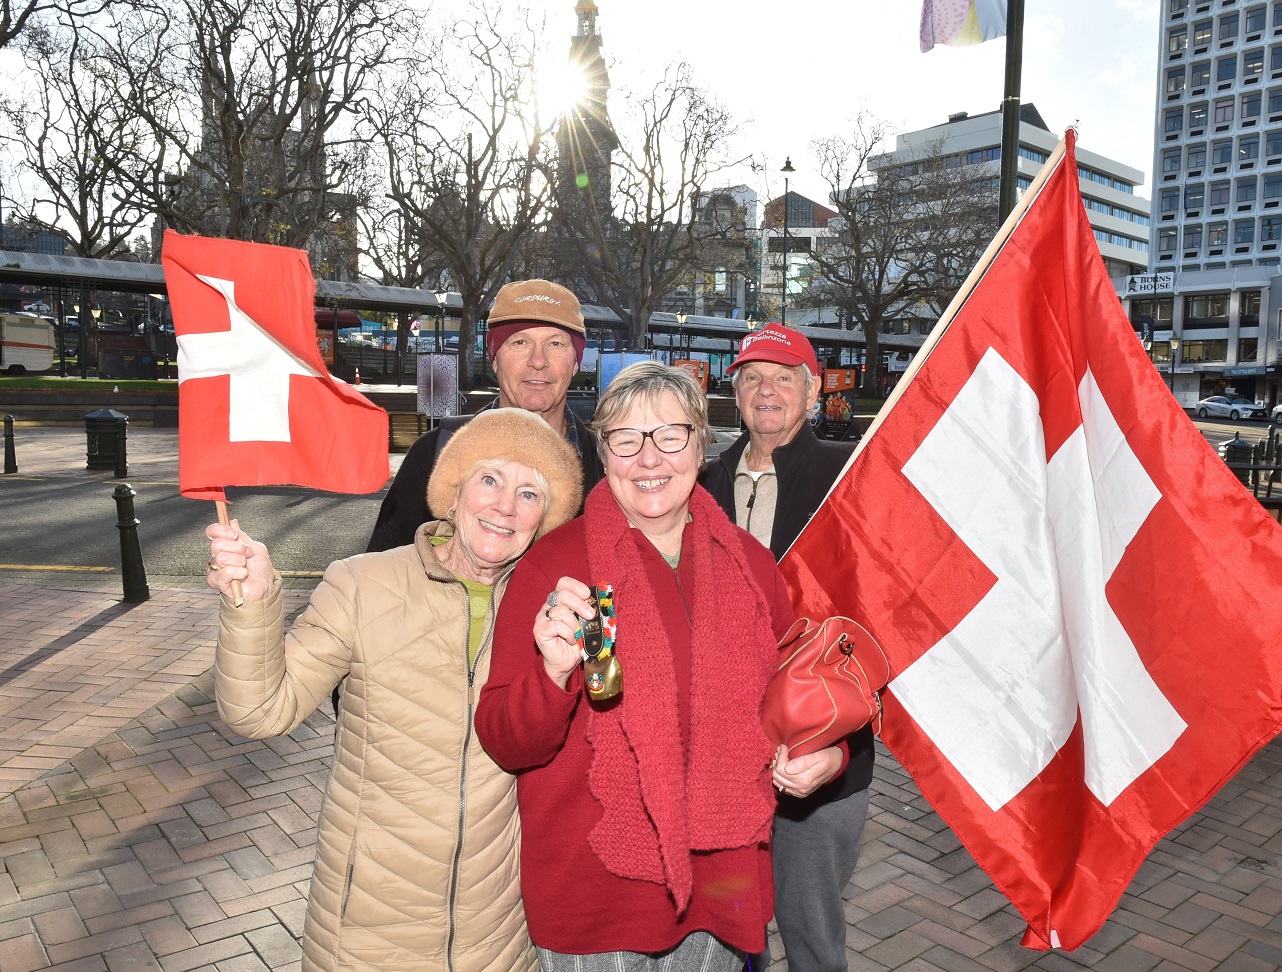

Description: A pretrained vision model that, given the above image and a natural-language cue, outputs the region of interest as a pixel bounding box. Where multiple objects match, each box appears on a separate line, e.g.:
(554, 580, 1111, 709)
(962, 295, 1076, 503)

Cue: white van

(0, 314, 56, 375)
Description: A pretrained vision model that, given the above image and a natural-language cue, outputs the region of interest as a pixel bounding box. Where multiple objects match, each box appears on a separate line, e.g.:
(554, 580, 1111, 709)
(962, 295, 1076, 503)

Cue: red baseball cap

(726, 322, 819, 376)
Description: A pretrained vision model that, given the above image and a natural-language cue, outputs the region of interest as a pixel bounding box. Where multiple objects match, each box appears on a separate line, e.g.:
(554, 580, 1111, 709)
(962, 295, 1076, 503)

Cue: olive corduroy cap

(426, 409, 583, 538)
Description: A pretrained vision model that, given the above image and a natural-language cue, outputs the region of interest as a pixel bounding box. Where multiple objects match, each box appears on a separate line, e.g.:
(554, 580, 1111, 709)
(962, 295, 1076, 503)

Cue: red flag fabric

(780, 131, 1282, 950)
(162, 230, 389, 501)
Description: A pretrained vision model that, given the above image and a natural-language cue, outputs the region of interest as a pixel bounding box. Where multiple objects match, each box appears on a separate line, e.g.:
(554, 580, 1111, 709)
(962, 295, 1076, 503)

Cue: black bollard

(113, 414, 128, 478)
(112, 483, 150, 603)
(3, 414, 15, 474)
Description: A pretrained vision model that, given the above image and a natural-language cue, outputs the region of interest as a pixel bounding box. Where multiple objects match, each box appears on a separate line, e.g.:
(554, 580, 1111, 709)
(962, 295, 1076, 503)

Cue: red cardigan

(475, 516, 796, 956)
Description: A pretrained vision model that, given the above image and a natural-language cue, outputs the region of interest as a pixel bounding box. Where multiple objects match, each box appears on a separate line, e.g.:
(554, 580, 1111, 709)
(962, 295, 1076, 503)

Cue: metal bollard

(112, 483, 150, 603)
(3, 414, 15, 474)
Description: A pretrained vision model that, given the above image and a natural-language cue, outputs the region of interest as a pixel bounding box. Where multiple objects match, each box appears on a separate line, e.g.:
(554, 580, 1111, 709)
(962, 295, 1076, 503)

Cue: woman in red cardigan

(476, 363, 838, 971)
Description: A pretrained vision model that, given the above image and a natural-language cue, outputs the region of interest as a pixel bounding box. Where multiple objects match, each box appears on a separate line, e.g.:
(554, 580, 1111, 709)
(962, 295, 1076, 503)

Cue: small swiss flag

(781, 131, 1282, 949)
(162, 231, 389, 501)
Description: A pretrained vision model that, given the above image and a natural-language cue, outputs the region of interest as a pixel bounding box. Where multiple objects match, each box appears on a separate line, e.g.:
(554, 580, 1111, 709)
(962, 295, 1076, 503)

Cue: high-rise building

(1131, 0, 1282, 406)
(879, 106, 1151, 278)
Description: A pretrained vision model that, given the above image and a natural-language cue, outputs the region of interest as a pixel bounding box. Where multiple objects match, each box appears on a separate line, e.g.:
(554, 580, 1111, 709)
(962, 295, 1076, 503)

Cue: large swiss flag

(162, 231, 388, 501)
(781, 131, 1282, 950)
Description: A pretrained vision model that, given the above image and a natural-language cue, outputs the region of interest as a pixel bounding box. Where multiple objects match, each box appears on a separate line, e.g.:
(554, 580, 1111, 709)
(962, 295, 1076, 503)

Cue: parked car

(1270, 403, 1282, 425)
(1195, 395, 1268, 420)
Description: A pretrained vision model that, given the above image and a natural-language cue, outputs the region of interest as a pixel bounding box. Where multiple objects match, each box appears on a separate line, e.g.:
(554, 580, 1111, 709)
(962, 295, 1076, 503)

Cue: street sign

(1124, 273, 1175, 295)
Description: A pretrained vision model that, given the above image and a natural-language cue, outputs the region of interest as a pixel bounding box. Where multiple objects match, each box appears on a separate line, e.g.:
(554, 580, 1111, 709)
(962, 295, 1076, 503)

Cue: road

(0, 414, 1268, 592)
(0, 478, 383, 589)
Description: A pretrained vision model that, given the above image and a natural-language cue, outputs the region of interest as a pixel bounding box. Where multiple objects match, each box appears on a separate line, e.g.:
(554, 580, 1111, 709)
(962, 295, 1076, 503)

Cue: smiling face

(734, 361, 819, 448)
(448, 461, 547, 583)
(493, 325, 579, 426)
(603, 391, 701, 539)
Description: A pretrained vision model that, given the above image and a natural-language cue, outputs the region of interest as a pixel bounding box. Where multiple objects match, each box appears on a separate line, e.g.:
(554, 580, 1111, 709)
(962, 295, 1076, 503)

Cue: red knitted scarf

(583, 480, 778, 913)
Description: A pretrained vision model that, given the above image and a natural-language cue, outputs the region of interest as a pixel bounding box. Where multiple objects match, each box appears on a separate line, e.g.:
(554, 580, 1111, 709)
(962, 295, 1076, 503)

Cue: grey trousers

(770, 789, 870, 972)
(538, 931, 744, 972)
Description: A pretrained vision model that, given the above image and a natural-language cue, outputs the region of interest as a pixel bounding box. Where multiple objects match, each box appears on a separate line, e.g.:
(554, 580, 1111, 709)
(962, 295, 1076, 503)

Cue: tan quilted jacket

(214, 522, 536, 972)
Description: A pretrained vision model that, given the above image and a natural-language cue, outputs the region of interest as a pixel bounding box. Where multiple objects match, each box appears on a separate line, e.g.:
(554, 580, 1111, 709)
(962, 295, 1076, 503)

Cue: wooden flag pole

(215, 499, 245, 608)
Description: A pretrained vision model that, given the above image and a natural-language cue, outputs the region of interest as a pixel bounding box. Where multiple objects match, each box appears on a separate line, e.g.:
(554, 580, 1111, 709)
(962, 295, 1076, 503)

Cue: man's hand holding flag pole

(161, 231, 389, 604)
(780, 129, 1282, 950)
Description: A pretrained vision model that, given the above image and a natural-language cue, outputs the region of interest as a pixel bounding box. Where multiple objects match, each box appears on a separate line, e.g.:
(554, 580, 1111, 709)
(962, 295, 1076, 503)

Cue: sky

(527, 0, 1160, 209)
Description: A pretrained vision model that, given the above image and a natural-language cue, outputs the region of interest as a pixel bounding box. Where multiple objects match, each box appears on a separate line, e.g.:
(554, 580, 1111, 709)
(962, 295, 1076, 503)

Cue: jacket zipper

(744, 474, 761, 535)
(445, 583, 474, 972)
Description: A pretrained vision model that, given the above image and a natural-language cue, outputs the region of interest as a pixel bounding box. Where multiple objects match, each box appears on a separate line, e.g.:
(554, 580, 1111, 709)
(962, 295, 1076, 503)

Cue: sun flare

(537, 60, 590, 121)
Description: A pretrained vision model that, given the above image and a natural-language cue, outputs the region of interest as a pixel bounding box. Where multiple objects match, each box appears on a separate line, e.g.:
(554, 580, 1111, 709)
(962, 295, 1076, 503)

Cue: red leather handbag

(762, 616, 890, 758)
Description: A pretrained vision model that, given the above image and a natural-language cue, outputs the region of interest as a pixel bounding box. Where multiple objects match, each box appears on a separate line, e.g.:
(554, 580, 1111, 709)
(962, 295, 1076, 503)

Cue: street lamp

(780, 157, 795, 325)
(1169, 335, 1181, 393)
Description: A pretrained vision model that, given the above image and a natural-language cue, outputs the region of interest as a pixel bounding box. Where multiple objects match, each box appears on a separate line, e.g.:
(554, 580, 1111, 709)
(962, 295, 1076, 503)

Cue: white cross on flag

(162, 230, 389, 501)
(780, 130, 1282, 950)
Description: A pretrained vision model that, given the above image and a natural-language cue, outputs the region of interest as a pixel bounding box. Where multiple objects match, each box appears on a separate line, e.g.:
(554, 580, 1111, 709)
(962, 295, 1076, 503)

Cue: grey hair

(591, 361, 713, 463)
(731, 361, 818, 393)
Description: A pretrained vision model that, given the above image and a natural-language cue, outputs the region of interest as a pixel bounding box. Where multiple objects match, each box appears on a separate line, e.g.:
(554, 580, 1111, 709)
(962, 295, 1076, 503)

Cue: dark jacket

(368, 408, 605, 553)
(700, 422, 873, 813)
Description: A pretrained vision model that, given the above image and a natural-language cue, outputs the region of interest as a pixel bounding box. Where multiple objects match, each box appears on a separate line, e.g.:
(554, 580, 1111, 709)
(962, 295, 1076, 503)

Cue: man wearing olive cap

(368, 279, 605, 552)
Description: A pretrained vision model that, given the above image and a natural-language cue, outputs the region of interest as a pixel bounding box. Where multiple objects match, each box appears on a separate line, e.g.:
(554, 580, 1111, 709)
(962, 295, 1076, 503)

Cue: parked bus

(0, 314, 56, 375)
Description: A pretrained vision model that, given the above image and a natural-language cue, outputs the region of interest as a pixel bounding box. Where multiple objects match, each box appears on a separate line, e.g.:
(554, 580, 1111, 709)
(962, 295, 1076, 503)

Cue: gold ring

(209, 560, 220, 572)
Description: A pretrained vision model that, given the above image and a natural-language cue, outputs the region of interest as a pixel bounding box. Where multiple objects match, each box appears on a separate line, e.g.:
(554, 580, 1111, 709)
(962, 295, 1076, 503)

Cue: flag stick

(215, 499, 245, 608)
(793, 133, 1072, 537)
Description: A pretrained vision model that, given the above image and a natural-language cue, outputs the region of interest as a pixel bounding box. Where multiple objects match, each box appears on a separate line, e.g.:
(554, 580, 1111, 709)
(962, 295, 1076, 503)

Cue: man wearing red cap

(368, 279, 605, 552)
(701, 321, 870, 972)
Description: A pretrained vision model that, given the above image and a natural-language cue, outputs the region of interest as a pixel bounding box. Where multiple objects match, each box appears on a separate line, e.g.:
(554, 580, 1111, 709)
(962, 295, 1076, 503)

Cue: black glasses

(601, 424, 695, 458)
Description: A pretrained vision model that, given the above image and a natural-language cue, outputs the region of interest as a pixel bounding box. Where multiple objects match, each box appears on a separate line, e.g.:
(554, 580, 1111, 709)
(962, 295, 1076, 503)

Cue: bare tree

(0, 16, 167, 373)
(552, 62, 740, 348)
(800, 116, 996, 394)
(0, 0, 105, 51)
(99, 0, 403, 260)
(365, 3, 550, 387)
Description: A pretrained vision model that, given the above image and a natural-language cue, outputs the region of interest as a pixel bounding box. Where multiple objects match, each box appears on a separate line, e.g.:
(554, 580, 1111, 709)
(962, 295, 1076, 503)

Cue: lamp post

(1169, 335, 1181, 394)
(780, 157, 794, 325)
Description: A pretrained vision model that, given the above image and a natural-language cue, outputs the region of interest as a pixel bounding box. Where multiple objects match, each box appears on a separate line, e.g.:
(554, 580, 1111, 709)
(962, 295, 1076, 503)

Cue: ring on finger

(208, 560, 220, 572)
(546, 591, 559, 607)
(543, 607, 552, 620)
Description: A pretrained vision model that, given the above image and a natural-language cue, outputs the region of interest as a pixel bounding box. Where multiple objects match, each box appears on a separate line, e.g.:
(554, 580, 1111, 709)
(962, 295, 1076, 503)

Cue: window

(1185, 293, 1231, 319)
(1269, 129, 1282, 154)
(1219, 56, 1238, 82)
(1194, 19, 1214, 45)
(1164, 148, 1183, 172)
(1250, 5, 1268, 32)
(1182, 340, 1228, 361)
(1169, 68, 1189, 95)
(1235, 218, 1256, 242)
(1186, 224, 1205, 248)
(1172, 26, 1190, 55)
(1265, 172, 1282, 196)
(1191, 102, 1210, 128)
(1264, 215, 1282, 237)
(1160, 228, 1178, 252)
(1162, 188, 1181, 213)
(966, 146, 1000, 164)
(1216, 98, 1235, 123)
(1246, 49, 1266, 75)
(1188, 183, 1207, 208)
(1172, 0, 1190, 10)
(1189, 143, 1208, 168)
(1271, 88, 1282, 113)
(1222, 13, 1241, 40)
(1245, 91, 1264, 117)
(1210, 222, 1230, 246)
(1167, 108, 1185, 133)
(1211, 180, 1232, 205)
(1240, 337, 1260, 360)
(1214, 139, 1235, 164)
(1241, 134, 1261, 160)
(1239, 176, 1259, 201)
(1194, 60, 1213, 86)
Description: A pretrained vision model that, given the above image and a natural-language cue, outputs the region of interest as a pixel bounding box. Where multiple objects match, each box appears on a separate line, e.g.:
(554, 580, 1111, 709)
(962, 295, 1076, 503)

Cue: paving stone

(102, 943, 160, 972)
(857, 905, 922, 940)
(0, 931, 50, 972)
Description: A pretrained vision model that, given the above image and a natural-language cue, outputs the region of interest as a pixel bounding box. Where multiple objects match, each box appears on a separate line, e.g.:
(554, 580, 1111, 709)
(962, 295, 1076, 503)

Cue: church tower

(556, 0, 618, 214)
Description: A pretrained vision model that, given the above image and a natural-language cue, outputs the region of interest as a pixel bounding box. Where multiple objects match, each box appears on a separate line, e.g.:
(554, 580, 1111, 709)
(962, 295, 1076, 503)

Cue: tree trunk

(863, 319, 883, 397)
(458, 297, 482, 390)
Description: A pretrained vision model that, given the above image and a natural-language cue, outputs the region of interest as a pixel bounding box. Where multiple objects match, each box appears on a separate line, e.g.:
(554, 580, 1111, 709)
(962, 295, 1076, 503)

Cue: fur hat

(426, 409, 583, 538)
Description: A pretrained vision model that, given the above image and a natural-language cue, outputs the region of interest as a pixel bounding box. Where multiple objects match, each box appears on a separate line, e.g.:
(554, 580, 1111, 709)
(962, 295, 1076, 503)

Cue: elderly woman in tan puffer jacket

(204, 409, 583, 972)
